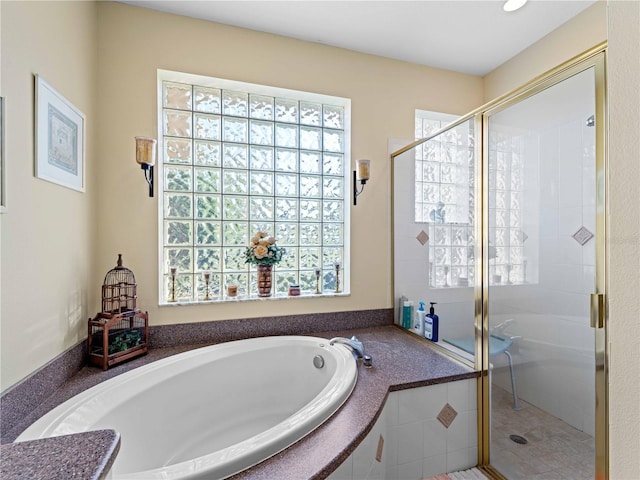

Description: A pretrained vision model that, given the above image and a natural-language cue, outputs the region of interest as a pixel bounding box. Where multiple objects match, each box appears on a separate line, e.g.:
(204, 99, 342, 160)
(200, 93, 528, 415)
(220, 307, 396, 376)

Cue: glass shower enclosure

(392, 45, 607, 479)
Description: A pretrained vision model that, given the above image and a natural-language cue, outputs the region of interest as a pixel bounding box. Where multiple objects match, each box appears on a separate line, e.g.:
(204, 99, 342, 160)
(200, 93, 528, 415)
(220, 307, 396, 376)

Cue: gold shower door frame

(390, 42, 608, 479)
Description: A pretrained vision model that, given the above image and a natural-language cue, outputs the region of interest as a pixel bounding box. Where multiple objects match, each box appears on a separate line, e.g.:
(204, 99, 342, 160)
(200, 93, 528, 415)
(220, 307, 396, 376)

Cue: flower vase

(257, 264, 273, 297)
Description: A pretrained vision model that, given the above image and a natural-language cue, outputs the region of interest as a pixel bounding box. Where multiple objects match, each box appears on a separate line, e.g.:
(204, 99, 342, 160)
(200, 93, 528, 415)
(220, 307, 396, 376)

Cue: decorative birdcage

(88, 254, 149, 370)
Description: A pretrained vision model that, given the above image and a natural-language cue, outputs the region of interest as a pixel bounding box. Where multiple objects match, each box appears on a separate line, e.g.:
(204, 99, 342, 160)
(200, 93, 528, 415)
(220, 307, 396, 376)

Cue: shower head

(586, 115, 595, 127)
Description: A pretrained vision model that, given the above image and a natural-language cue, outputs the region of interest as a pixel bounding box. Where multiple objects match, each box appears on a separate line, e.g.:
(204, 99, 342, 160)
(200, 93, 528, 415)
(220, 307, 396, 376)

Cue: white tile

(422, 454, 447, 478)
(446, 411, 470, 453)
(446, 447, 476, 473)
(396, 422, 424, 465)
(384, 423, 399, 467)
(467, 409, 478, 448)
(396, 459, 424, 480)
(447, 380, 471, 412)
(423, 418, 447, 457)
(385, 392, 399, 428)
(558, 206, 583, 236)
(398, 384, 447, 424)
(327, 456, 353, 480)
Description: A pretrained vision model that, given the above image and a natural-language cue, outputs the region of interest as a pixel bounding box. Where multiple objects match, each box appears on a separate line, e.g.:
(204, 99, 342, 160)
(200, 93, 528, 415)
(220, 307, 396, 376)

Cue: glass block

(451, 267, 467, 285)
(423, 162, 440, 182)
(300, 247, 321, 269)
(194, 113, 221, 140)
(276, 198, 298, 221)
(510, 228, 523, 245)
(250, 197, 274, 221)
(452, 227, 468, 245)
(250, 94, 274, 120)
(442, 144, 457, 163)
(300, 151, 321, 174)
(222, 170, 248, 195)
(322, 271, 337, 292)
(299, 271, 316, 292)
(194, 168, 221, 193)
(299, 102, 321, 126)
(323, 178, 343, 199)
(193, 86, 221, 113)
(323, 154, 343, 176)
(165, 165, 192, 191)
(496, 190, 507, 209)
(415, 160, 423, 182)
(300, 200, 321, 221)
(275, 123, 298, 148)
(322, 248, 342, 268)
(510, 191, 521, 210)
(194, 140, 221, 167)
(494, 228, 507, 246)
(323, 129, 344, 153)
(424, 141, 439, 162)
(452, 247, 467, 265)
(276, 148, 298, 172)
(223, 222, 248, 246)
(495, 247, 506, 263)
(165, 220, 192, 246)
(300, 126, 322, 150)
(434, 246, 450, 265)
(440, 164, 455, 184)
(250, 222, 274, 238)
(195, 195, 221, 219)
(511, 168, 522, 191)
(276, 173, 298, 196)
(323, 224, 343, 246)
(223, 117, 248, 143)
(165, 248, 192, 273)
(225, 273, 248, 296)
(496, 170, 508, 190)
(300, 175, 321, 198)
(163, 82, 192, 110)
(165, 193, 192, 219)
(440, 185, 455, 203)
(275, 98, 299, 123)
(250, 172, 274, 195)
(276, 223, 298, 245)
(223, 90, 248, 117)
(250, 146, 274, 170)
(165, 138, 192, 164)
(223, 247, 246, 271)
(422, 184, 438, 203)
(300, 223, 321, 246)
(510, 247, 523, 263)
(223, 196, 249, 220)
(435, 225, 451, 245)
(196, 248, 221, 272)
(494, 209, 507, 228)
(250, 120, 274, 146)
(280, 248, 298, 269)
(223, 144, 248, 169)
(164, 109, 192, 137)
(323, 105, 344, 129)
(509, 210, 521, 228)
(167, 274, 193, 302)
(197, 273, 221, 300)
(497, 151, 508, 170)
(323, 200, 343, 222)
(276, 271, 298, 292)
(196, 221, 221, 245)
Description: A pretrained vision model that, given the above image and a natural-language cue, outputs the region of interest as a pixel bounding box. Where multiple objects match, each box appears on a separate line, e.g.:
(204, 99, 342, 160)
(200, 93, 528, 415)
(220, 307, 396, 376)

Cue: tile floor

(490, 385, 595, 480)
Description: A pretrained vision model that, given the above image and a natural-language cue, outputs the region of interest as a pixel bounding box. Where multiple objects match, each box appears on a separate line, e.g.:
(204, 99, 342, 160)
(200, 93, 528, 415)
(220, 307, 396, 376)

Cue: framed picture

(35, 75, 85, 192)
(0, 96, 5, 212)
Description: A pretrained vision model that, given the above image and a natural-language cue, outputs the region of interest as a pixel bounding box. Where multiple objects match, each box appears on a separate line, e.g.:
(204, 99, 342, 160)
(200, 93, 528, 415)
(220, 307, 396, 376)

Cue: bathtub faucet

(329, 335, 365, 359)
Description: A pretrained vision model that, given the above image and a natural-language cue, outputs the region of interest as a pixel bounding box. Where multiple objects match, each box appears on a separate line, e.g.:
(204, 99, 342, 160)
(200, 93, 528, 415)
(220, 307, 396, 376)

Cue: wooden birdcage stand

(88, 254, 149, 370)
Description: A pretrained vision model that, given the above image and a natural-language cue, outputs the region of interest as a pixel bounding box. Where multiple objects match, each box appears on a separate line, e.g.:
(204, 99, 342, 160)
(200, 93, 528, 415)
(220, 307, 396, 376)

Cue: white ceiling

(120, 0, 597, 76)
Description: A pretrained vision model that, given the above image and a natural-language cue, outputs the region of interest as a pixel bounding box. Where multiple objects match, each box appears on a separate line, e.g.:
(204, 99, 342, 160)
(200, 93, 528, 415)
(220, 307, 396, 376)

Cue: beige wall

(483, 1, 607, 102)
(0, 1, 98, 390)
(94, 2, 483, 326)
(607, 2, 640, 478)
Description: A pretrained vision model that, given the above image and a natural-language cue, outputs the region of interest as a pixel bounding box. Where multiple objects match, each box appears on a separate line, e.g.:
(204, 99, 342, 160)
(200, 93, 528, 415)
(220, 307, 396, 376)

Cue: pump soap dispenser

(424, 302, 439, 342)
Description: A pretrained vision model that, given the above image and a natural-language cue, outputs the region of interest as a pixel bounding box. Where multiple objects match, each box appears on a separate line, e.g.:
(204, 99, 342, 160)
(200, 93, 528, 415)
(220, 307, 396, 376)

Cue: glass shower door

(485, 65, 601, 479)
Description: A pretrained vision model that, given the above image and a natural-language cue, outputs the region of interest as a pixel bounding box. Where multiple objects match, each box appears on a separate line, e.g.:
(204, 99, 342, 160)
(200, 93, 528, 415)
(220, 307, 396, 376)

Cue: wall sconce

(135, 136, 157, 197)
(353, 159, 371, 206)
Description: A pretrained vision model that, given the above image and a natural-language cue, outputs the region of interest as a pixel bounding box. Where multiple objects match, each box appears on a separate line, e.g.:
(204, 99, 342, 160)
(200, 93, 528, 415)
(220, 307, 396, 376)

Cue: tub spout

(329, 336, 365, 359)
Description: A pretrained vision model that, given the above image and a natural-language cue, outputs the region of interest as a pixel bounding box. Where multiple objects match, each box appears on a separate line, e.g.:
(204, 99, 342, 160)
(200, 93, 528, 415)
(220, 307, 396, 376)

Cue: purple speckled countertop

(1, 323, 477, 480)
(0, 429, 120, 480)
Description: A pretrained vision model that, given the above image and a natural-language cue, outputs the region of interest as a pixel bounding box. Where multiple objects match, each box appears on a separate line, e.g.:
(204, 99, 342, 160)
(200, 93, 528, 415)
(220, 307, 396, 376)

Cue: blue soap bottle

(424, 302, 439, 342)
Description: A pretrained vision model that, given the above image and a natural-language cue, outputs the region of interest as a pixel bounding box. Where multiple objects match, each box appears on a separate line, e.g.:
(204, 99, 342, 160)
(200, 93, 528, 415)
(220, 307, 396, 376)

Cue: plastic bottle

(424, 302, 439, 342)
(402, 300, 413, 330)
(413, 301, 426, 336)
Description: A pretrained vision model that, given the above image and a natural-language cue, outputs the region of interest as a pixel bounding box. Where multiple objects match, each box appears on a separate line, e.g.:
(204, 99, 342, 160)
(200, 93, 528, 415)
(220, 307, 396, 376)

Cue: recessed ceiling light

(504, 0, 528, 12)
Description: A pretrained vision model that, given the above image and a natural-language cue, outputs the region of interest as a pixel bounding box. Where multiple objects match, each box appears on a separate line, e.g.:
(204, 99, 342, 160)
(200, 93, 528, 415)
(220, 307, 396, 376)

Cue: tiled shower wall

(327, 379, 477, 480)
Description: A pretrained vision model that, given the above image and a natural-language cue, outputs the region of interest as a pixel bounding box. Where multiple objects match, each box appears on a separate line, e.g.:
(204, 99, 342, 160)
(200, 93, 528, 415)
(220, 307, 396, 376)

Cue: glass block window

(415, 111, 476, 288)
(159, 71, 350, 303)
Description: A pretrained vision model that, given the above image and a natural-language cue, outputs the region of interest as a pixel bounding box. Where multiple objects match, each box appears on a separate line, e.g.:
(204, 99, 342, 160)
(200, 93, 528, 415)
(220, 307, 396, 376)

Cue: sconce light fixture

(353, 159, 371, 206)
(135, 136, 157, 197)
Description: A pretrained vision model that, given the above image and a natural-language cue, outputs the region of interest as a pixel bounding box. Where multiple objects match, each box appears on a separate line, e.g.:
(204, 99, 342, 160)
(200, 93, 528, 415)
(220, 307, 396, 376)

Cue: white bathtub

(17, 335, 358, 479)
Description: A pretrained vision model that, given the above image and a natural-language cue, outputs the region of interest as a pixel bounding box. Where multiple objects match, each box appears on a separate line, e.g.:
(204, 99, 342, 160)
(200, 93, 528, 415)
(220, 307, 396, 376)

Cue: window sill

(159, 291, 350, 307)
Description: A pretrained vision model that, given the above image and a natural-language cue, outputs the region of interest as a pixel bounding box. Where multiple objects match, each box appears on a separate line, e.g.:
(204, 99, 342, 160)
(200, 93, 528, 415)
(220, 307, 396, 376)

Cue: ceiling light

(504, 0, 528, 12)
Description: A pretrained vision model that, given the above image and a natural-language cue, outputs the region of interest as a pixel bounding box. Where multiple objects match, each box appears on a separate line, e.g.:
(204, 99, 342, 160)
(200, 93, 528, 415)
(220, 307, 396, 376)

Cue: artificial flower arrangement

(244, 232, 286, 266)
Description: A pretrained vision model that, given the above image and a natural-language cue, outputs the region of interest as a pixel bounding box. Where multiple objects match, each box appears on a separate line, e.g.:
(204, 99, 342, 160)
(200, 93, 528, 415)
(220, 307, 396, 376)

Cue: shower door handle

(590, 293, 605, 329)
